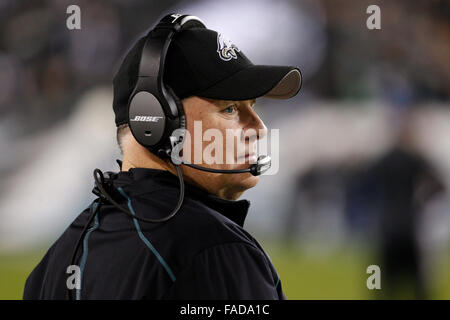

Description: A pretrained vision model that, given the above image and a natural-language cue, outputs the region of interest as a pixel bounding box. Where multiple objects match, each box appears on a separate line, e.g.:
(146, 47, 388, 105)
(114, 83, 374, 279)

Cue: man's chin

(234, 173, 259, 191)
(213, 172, 259, 200)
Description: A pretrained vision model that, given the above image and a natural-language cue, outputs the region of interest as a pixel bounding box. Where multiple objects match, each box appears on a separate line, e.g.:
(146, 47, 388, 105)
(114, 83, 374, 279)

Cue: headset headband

(135, 15, 205, 117)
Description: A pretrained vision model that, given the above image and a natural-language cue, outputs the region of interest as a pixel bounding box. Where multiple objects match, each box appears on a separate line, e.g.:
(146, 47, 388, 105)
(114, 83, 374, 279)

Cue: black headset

(127, 13, 205, 159)
(68, 13, 271, 300)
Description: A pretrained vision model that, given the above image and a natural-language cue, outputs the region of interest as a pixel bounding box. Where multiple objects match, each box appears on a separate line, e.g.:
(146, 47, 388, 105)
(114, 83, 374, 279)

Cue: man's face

(180, 96, 267, 200)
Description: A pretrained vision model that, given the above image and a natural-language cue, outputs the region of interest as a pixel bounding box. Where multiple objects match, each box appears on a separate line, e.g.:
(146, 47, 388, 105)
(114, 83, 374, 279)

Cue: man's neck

(121, 156, 176, 175)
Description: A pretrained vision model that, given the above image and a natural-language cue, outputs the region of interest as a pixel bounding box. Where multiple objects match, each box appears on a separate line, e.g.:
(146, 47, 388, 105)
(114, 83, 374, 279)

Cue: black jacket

(23, 167, 285, 299)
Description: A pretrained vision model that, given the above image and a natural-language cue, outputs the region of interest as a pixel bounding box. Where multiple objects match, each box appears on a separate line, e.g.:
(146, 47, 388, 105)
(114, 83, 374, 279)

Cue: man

(23, 15, 301, 299)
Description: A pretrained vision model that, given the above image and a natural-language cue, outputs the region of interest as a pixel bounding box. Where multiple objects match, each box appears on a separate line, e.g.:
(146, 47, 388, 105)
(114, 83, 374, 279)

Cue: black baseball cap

(113, 27, 302, 126)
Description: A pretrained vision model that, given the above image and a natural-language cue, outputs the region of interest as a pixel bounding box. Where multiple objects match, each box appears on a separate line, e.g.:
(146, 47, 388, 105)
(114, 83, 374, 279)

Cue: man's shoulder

(176, 195, 253, 244)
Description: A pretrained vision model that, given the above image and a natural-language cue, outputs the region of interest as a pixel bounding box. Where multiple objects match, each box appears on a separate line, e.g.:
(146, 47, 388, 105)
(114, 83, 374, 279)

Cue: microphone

(165, 138, 271, 176)
(180, 155, 271, 176)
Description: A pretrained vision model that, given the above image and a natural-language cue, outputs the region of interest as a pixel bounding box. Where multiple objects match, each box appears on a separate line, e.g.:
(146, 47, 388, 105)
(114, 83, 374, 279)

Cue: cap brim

(195, 65, 302, 101)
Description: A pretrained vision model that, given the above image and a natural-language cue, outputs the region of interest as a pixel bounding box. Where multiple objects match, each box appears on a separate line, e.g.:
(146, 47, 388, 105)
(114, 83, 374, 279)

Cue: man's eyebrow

(216, 99, 256, 108)
(216, 100, 237, 108)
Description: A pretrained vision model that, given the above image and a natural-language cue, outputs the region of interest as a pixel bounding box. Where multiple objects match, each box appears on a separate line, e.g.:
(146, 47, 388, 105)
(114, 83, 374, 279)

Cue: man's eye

(223, 105, 237, 114)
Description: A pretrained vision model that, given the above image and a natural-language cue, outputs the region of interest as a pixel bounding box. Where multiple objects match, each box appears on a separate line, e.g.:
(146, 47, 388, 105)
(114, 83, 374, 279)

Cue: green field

(265, 242, 450, 300)
(1, 243, 449, 300)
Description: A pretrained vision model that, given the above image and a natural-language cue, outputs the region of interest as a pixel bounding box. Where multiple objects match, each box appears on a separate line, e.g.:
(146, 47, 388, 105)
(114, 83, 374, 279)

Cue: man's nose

(245, 108, 268, 141)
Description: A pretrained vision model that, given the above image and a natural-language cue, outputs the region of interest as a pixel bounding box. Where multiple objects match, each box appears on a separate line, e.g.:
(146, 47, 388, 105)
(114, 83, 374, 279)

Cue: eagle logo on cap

(216, 33, 240, 61)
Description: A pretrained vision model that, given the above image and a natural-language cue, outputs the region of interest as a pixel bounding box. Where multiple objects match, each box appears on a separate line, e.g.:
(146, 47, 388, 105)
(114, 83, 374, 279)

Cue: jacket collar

(112, 165, 250, 227)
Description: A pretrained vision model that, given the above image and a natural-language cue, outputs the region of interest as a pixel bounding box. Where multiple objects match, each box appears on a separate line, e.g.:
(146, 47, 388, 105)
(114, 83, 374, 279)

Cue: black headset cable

(66, 165, 185, 300)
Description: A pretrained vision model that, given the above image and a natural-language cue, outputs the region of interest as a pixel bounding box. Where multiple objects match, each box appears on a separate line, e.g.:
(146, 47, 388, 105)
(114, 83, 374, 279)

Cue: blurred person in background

(351, 110, 444, 299)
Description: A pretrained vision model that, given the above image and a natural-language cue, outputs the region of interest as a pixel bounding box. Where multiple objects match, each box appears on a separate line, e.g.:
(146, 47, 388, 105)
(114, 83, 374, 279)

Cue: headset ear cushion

(164, 86, 186, 158)
(165, 85, 185, 123)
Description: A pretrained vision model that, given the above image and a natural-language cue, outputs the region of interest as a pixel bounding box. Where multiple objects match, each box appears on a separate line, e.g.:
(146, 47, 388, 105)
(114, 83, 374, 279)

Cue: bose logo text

(131, 116, 164, 122)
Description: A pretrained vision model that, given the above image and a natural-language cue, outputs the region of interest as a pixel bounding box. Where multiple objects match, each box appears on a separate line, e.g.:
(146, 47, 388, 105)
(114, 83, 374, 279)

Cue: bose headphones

(127, 13, 205, 159)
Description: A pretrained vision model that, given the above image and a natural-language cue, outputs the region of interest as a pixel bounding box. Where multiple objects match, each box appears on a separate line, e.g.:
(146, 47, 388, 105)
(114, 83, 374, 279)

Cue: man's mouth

(236, 153, 258, 164)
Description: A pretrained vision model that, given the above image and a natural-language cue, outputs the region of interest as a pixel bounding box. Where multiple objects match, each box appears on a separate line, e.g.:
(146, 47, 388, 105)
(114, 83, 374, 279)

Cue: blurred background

(0, 0, 449, 299)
